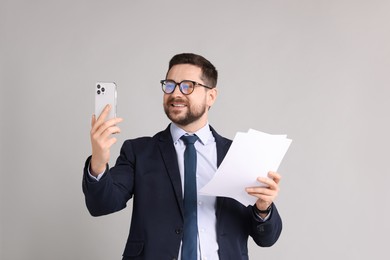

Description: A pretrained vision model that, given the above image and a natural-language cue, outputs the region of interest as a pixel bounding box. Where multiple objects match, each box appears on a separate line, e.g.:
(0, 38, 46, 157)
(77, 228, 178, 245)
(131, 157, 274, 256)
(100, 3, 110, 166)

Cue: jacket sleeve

(249, 203, 283, 247)
(82, 140, 135, 216)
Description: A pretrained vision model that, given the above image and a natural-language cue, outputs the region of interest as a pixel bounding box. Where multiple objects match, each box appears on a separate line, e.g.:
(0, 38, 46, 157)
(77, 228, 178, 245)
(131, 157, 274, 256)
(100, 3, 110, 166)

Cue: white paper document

(199, 129, 292, 206)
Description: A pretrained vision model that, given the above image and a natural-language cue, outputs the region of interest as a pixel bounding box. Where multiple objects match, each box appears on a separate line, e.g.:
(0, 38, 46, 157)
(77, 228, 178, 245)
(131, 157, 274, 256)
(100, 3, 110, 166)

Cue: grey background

(1, 0, 389, 259)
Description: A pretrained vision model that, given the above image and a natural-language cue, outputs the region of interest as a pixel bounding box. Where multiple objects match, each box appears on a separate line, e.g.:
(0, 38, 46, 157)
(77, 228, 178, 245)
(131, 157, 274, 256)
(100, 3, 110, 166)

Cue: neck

(176, 120, 208, 134)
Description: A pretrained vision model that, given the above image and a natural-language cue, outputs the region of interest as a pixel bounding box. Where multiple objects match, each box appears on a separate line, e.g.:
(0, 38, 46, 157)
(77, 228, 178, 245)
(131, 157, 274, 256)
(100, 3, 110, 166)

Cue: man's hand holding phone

(90, 104, 123, 176)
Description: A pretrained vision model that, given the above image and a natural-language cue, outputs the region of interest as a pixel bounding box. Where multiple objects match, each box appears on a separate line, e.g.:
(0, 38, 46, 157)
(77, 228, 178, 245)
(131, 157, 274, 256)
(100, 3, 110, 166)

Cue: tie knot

(180, 135, 198, 145)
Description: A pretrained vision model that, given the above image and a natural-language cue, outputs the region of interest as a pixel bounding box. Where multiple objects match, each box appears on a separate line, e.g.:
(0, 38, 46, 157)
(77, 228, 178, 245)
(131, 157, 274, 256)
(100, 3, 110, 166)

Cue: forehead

(167, 64, 203, 82)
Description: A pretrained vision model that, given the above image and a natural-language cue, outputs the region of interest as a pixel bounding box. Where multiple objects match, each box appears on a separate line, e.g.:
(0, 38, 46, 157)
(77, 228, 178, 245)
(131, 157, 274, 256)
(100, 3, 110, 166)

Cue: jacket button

(175, 228, 182, 234)
(257, 224, 265, 232)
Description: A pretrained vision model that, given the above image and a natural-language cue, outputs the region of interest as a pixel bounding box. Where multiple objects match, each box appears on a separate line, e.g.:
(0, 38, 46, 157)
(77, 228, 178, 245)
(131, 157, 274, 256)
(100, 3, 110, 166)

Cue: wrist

(254, 203, 272, 215)
(90, 158, 106, 176)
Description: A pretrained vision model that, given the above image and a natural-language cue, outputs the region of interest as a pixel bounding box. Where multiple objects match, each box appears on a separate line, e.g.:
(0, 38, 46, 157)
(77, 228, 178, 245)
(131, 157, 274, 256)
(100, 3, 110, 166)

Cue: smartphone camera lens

(97, 84, 101, 89)
(97, 90, 101, 95)
(101, 87, 105, 92)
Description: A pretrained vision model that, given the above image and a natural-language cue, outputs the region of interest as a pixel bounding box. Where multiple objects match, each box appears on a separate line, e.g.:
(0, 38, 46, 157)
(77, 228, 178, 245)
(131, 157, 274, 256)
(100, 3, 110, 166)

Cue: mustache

(167, 97, 188, 104)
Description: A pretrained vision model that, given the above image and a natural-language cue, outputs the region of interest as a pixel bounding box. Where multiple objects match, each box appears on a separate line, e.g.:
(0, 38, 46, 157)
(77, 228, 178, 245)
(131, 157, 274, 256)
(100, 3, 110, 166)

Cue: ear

(207, 87, 218, 107)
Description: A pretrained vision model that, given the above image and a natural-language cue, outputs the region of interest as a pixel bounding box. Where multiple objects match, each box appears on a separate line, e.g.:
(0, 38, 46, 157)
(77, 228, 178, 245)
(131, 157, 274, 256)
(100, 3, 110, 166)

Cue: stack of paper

(199, 129, 292, 206)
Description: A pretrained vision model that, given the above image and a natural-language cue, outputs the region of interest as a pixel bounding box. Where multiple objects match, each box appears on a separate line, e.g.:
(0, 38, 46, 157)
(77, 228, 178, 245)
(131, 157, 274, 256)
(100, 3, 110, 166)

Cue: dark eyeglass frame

(160, 79, 213, 95)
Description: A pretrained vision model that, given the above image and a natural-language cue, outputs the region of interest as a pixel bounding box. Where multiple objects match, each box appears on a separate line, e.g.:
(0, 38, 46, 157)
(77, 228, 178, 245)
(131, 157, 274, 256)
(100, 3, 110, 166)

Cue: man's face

(163, 64, 217, 131)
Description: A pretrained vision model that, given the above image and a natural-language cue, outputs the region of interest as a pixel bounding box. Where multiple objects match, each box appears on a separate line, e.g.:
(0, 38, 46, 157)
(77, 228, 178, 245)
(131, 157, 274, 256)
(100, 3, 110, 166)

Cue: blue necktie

(180, 135, 198, 260)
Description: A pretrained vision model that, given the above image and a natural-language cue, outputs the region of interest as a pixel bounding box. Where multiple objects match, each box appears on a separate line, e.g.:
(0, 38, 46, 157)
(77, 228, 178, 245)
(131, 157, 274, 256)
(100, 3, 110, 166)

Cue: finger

(246, 189, 276, 203)
(90, 116, 100, 137)
(268, 171, 281, 184)
(92, 105, 111, 133)
(106, 136, 118, 148)
(246, 185, 278, 198)
(91, 114, 96, 128)
(246, 187, 274, 196)
(94, 117, 123, 137)
(92, 104, 113, 133)
(100, 125, 122, 139)
(245, 184, 279, 196)
(256, 176, 276, 190)
(97, 104, 112, 122)
(106, 116, 123, 126)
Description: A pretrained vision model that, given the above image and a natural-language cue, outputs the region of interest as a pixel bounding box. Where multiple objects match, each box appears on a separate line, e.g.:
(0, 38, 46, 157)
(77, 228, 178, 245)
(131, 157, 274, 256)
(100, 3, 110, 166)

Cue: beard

(164, 97, 208, 126)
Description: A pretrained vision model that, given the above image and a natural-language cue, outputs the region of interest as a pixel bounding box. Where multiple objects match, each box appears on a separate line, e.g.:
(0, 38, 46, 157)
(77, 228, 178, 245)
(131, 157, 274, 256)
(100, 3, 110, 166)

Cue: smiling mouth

(171, 103, 186, 107)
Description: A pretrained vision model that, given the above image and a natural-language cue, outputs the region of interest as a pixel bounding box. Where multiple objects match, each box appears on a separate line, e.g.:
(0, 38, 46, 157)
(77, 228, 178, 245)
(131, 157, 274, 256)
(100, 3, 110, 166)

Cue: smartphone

(95, 82, 117, 120)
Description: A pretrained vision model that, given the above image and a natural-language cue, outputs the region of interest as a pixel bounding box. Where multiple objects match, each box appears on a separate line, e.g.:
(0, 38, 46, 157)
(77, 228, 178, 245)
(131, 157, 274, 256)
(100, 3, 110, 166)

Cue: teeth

(173, 104, 185, 107)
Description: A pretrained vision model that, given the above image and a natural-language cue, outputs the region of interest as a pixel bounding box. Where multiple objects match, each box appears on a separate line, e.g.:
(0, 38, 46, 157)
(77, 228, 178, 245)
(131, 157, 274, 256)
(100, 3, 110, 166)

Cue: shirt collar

(170, 123, 213, 145)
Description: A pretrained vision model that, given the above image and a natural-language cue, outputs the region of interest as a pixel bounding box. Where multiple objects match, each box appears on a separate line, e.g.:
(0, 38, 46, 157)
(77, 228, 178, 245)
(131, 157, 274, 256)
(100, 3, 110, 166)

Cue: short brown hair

(167, 53, 218, 88)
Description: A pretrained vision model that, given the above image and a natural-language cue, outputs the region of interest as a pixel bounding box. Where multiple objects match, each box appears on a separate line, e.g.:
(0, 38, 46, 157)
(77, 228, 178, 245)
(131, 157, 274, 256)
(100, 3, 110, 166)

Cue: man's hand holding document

(199, 129, 292, 206)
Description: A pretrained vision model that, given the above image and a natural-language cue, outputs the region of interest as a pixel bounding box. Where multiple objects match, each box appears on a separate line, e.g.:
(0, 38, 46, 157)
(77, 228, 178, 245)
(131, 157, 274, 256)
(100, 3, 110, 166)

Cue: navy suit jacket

(83, 125, 282, 260)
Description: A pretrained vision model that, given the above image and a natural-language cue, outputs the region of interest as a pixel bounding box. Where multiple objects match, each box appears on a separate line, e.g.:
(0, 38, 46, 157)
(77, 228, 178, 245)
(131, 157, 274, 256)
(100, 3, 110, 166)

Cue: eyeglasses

(160, 79, 213, 95)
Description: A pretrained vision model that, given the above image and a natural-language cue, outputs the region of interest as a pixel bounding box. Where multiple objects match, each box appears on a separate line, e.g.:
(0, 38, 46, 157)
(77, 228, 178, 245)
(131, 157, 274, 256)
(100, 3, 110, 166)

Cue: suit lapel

(210, 126, 231, 167)
(158, 125, 185, 219)
(210, 126, 233, 225)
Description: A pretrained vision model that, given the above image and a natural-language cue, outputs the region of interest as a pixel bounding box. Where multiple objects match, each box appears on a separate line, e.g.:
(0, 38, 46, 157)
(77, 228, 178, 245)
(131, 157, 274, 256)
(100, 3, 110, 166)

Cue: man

(83, 53, 282, 260)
